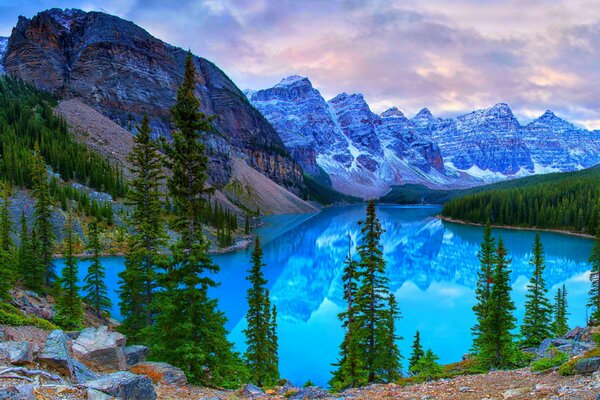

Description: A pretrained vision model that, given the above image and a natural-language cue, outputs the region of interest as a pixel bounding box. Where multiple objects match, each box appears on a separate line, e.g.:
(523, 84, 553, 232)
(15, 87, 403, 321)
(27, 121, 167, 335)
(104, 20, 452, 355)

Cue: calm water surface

(57, 205, 594, 386)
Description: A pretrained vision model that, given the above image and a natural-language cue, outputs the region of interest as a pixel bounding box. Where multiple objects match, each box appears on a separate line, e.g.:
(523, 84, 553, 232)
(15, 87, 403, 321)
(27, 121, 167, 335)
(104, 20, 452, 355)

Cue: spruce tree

(408, 330, 425, 374)
(0, 182, 12, 299)
(520, 233, 553, 347)
(119, 115, 166, 342)
(378, 293, 402, 382)
(266, 298, 279, 384)
(55, 211, 83, 330)
(150, 52, 245, 388)
(330, 238, 365, 390)
(17, 211, 42, 291)
(31, 143, 55, 290)
(552, 285, 570, 337)
(355, 200, 396, 383)
(412, 349, 442, 378)
(478, 238, 517, 368)
(83, 219, 111, 318)
(472, 221, 496, 353)
(589, 217, 600, 323)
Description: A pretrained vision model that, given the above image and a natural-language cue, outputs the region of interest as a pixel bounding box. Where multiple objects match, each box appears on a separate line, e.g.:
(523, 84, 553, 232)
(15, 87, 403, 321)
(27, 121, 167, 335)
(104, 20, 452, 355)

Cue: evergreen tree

(472, 221, 495, 353)
(412, 349, 442, 378)
(150, 53, 245, 388)
(520, 233, 553, 347)
(0, 182, 12, 299)
(245, 213, 250, 235)
(31, 143, 55, 290)
(330, 237, 365, 390)
(378, 293, 402, 382)
(55, 211, 83, 330)
(355, 200, 396, 383)
(119, 115, 166, 343)
(266, 298, 279, 384)
(478, 239, 517, 368)
(243, 237, 278, 386)
(17, 211, 42, 291)
(589, 217, 600, 323)
(552, 285, 570, 337)
(408, 330, 425, 374)
(83, 219, 111, 318)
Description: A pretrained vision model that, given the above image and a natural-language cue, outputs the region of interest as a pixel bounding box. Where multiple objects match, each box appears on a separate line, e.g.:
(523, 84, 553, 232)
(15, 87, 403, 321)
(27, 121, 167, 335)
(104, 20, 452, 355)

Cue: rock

(278, 379, 298, 394)
(73, 359, 97, 383)
(289, 386, 331, 399)
(84, 371, 156, 400)
(72, 326, 127, 372)
(0, 326, 49, 357)
(37, 330, 74, 376)
(86, 388, 113, 400)
(574, 357, 600, 374)
(0, 341, 33, 365)
(502, 387, 529, 399)
(241, 384, 264, 397)
(123, 345, 148, 367)
(129, 361, 187, 385)
(0, 384, 35, 400)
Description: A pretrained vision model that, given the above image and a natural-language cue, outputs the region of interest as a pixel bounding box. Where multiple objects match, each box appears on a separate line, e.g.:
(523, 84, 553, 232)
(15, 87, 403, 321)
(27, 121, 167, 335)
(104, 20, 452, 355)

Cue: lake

(56, 205, 594, 386)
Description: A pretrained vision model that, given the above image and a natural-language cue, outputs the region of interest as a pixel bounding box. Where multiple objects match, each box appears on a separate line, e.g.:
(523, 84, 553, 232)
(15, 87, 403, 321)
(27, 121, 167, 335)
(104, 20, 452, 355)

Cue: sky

(2, 0, 600, 129)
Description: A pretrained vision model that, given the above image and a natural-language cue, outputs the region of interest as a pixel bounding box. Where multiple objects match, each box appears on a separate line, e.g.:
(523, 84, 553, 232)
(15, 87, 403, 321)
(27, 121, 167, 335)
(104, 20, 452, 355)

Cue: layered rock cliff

(3, 9, 303, 192)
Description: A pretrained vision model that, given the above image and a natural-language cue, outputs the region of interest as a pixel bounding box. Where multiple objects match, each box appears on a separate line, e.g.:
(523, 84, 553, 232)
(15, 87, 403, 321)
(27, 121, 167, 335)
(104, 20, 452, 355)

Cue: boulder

(124, 345, 148, 367)
(0, 384, 35, 400)
(552, 339, 595, 357)
(84, 371, 156, 400)
(73, 359, 97, 383)
(289, 386, 331, 399)
(0, 341, 33, 365)
(241, 384, 264, 397)
(73, 326, 126, 372)
(37, 330, 74, 376)
(86, 388, 114, 400)
(129, 361, 187, 385)
(574, 357, 600, 374)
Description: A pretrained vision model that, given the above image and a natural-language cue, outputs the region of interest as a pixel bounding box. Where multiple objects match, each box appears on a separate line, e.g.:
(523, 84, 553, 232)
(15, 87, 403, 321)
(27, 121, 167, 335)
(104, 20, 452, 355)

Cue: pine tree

(83, 219, 111, 318)
(355, 200, 396, 383)
(589, 216, 600, 324)
(330, 237, 365, 390)
(552, 285, 570, 337)
(245, 213, 250, 235)
(17, 211, 42, 291)
(472, 221, 496, 353)
(520, 233, 553, 347)
(119, 115, 166, 342)
(243, 237, 275, 386)
(265, 290, 280, 385)
(0, 182, 12, 299)
(150, 53, 245, 388)
(31, 143, 55, 290)
(378, 293, 402, 382)
(408, 330, 425, 374)
(412, 349, 442, 378)
(55, 211, 83, 330)
(478, 238, 517, 368)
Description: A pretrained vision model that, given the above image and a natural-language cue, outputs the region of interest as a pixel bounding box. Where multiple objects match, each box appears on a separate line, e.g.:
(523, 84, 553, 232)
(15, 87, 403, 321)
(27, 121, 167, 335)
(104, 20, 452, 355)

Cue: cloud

(2, 0, 600, 128)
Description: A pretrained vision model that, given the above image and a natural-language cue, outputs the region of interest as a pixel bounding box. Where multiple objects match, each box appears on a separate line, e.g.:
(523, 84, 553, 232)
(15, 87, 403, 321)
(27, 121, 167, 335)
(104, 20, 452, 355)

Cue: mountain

(246, 77, 453, 198)
(247, 76, 600, 198)
(2, 8, 304, 196)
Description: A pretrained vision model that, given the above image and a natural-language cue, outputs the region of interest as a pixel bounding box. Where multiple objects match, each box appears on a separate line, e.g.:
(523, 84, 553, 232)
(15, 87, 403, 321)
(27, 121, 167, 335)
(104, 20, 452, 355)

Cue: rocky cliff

(248, 76, 600, 198)
(2, 9, 303, 192)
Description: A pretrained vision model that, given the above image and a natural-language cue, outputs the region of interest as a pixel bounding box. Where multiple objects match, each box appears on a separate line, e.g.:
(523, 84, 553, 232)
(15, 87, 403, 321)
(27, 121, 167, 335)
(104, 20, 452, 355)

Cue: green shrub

(531, 349, 569, 372)
(303, 379, 314, 388)
(0, 301, 57, 330)
(558, 348, 600, 376)
(592, 332, 600, 346)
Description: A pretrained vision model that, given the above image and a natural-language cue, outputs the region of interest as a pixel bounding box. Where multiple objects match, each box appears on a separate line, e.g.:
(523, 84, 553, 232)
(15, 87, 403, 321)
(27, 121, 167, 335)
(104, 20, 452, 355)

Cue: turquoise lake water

(56, 205, 594, 386)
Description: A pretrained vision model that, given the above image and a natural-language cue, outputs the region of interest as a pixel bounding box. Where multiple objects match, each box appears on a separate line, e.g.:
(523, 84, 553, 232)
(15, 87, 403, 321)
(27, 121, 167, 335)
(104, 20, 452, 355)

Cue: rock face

(37, 330, 74, 377)
(3, 8, 303, 192)
(72, 326, 127, 372)
(249, 76, 600, 197)
(84, 371, 157, 400)
(0, 342, 33, 365)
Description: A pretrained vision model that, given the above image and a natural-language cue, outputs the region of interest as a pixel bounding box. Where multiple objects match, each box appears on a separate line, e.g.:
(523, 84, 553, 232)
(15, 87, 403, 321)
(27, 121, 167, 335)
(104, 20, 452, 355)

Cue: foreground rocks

(73, 326, 127, 372)
(84, 371, 156, 400)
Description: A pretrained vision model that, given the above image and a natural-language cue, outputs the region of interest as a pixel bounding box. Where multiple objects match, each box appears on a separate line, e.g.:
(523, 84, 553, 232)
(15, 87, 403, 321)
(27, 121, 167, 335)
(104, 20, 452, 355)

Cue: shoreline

(437, 215, 595, 239)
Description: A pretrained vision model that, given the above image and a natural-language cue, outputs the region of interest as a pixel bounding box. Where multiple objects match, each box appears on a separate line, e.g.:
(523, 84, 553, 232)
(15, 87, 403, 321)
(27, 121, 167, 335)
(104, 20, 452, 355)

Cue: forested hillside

(441, 166, 600, 233)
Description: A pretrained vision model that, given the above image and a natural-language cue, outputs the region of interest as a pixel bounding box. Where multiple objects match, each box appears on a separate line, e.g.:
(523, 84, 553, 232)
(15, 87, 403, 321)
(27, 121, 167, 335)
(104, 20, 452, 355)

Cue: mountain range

(246, 76, 600, 198)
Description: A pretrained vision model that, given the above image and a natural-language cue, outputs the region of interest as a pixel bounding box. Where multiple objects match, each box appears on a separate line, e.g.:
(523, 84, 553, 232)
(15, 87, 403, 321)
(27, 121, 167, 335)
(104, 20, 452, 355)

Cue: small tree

(520, 233, 553, 347)
(408, 330, 425, 374)
(0, 182, 12, 299)
(83, 219, 111, 317)
(552, 285, 569, 337)
(378, 293, 402, 382)
(55, 211, 83, 330)
(589, 217, 600, 323)
(472, 221, 496, 352)
(412, 349, 442, 378)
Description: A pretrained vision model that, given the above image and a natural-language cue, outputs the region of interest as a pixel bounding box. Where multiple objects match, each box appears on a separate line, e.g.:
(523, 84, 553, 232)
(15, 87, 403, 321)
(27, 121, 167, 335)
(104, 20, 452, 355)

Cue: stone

(241, 384, 264, 397)
(73, 359, 97, 383)
(37, 330, 74, 376)
(129, 361, 187, 385)
(0, 384, 35, 400)
(84, 371, 156, 400)
(502, 388, 529, 399)
(0, 341, 33, 365)
(123, 345, 148, 367)
(289, 386, 331, 399)
(86, 388, 113, 400)
(574, 357, 600, 374)
(72, 326, 127, 372)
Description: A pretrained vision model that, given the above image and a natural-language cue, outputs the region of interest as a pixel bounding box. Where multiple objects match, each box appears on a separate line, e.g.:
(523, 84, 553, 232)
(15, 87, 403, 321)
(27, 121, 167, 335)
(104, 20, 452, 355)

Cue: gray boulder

(574, 357, 600, 374)
(73, 326, 127, 372)
(84, 371, 156, 400)
(289, 386, 331, 400)
(0, 341, 32, 365)
(129, 361, 187, 385)
(86, 388, 113, 400)
(73, 359, 97, 383)
(241, 384, 264, 397)
(37, 330, 74, 376)
(0, 384, 35, 400)
(124, 345, 148, 367)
